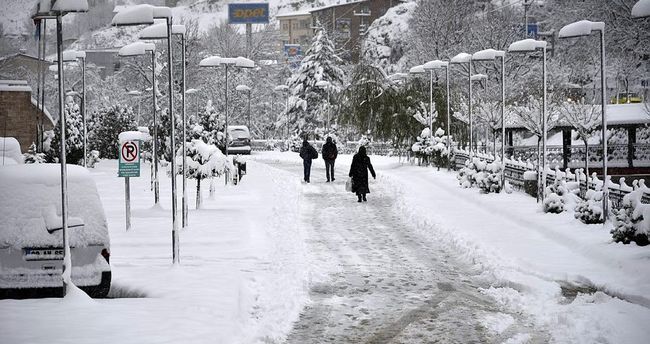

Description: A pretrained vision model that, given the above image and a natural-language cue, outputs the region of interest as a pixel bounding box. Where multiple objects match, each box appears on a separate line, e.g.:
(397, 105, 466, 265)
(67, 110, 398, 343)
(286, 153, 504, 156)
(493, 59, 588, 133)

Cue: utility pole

(524, 0, 532, 38)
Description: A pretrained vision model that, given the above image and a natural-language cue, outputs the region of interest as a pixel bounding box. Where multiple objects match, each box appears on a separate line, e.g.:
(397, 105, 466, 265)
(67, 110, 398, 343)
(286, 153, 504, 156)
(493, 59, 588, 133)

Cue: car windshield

(230, 129, 248, 139)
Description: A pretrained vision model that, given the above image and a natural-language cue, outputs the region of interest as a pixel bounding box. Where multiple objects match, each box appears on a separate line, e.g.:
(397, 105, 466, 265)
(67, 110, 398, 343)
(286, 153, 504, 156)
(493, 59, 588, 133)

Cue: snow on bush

(612, 183, 650, 246)
(574, 189, 605, 224)
(48, 96, 85, 165)
(543, 178, 580, 214)
(23, 143, 46, 164)
(475, 161, 503, 194)
(411, 127, 453, 168)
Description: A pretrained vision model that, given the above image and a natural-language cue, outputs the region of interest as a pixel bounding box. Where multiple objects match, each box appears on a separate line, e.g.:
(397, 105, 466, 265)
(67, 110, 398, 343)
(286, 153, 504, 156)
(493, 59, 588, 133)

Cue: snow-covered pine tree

(89, 105, 137, 159)
(179, 139, 232, 209)
(48, 96, 84, 164)
(286, 27, 344, 135)
(195, 100, 227, 152)
(24, 142, 46, 164)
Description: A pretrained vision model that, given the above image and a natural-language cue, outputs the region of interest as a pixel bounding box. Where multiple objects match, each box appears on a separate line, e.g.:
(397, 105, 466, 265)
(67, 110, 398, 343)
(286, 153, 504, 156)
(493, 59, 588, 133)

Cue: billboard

(228, 3, 270, 24)
(284, 44, 303, 71)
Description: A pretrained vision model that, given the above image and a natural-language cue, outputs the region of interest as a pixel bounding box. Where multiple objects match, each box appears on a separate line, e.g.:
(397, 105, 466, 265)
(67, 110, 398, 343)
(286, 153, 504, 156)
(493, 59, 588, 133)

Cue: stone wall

(0, 90, 53, 153)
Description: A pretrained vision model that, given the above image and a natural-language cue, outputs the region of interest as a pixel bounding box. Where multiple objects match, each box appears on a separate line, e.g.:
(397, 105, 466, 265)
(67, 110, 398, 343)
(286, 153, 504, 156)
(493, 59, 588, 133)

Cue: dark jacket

(322, 137, 338, 161)
(349, 146, 376, 194)
(299, 140, 318, 160)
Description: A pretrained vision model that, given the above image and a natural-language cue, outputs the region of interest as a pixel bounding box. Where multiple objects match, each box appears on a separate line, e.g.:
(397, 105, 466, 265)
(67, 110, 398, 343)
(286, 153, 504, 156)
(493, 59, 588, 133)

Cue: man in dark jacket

(299, 139, 318, 183)
(349, 146, 376, 202)
(321, 136, 338, 182)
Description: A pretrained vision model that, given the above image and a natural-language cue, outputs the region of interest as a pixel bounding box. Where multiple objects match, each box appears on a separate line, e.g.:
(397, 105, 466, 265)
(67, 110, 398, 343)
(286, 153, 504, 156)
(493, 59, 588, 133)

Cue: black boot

(357, 194, 362, 202)
(362, 194, 367, 202)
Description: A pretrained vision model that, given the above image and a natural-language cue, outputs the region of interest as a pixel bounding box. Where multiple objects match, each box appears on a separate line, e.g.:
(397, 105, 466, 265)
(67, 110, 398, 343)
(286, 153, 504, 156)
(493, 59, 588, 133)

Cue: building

(0, 80, 54, 152)
(0, 53, 52, 80)
(277, 11, 313, 49)
(309, 0, 403, 62)
(85, 49, 120, 79)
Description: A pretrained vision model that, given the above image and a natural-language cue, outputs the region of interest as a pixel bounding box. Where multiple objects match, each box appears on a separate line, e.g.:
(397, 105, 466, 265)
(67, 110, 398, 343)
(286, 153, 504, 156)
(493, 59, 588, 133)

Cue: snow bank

(0, 137, 23, 165)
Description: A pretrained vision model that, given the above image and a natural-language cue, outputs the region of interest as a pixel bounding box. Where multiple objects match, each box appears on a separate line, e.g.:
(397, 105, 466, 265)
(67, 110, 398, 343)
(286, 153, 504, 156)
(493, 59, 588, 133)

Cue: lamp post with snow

(113, 4, 181, 263)
(559, 20, 609, 221)
(315, 80, 332, 132)
(472, 49, 506, 189)
(236, 85, 252, 131)
(274, 85, 290, 140)
(138, 22, 189, 228)
(450, 53, 474, 158)
(33, 0, 89, 297)
(118, 42, 159, 205)
(423, 60, 452, 170)
(508, 38, 548, 203)
(199, 56, 255, 160)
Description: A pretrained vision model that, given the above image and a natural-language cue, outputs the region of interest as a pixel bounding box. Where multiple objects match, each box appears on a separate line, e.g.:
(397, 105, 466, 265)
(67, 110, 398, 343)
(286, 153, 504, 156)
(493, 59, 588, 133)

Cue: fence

(251, 139, 400, 156)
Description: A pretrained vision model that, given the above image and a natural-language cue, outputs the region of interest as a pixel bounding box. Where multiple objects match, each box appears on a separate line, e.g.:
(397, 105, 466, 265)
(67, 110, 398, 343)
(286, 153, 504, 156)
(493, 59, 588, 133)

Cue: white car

(0, 164, 111, 298)
(227, 125, 252, 155)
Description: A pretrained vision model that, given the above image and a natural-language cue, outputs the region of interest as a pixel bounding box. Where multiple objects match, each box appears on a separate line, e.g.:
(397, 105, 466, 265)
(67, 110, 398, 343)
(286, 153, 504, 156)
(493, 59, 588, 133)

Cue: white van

(0, 164, 111, 298)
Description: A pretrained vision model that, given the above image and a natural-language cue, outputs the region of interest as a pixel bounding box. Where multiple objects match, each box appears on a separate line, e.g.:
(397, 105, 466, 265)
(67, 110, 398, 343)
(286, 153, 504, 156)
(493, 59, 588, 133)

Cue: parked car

(0, 164, 111, 298)
(227, 125, 252, 155)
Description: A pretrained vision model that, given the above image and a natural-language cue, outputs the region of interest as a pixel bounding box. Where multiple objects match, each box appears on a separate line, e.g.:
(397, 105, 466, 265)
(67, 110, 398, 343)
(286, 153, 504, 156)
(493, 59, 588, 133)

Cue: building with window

(277, 11, 313, 51)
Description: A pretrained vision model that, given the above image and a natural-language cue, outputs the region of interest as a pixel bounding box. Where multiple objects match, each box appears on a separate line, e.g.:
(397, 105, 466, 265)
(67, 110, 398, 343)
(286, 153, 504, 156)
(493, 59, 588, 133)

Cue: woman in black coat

(349, 146, 376, 202)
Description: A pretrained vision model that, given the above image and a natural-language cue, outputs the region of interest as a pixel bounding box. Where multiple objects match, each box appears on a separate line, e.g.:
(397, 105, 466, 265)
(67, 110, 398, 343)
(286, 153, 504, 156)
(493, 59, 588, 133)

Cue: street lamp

(423, 60, 452, 170)
(236, 84, 252, 130)
(508, 38, 548, 203)
(450, 53, 474, 158)
(33, 0, 89, 298)
(118, 41, 159, 205)
(472, 49, 506, 189)
(559, 20, 609, 221)
(315, 80, 331, 132)
(274, 85, 290, 139)
(632, 0, 650, 18)
(112, 4, 181, 263)
(138, 22, 189, 228)
(199, 56, 255, 159)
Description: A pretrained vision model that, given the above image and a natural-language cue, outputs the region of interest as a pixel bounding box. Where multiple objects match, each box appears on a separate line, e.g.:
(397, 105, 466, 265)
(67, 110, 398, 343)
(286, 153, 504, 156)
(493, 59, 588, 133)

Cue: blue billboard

(228, 3, 270, 24)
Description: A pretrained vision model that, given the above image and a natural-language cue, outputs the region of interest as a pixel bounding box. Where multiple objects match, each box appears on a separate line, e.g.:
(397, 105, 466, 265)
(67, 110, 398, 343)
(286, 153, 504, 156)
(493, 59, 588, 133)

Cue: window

(301, 20, 310, 29)
(283, 23, 288, 31)
(292, 22, 297, 29)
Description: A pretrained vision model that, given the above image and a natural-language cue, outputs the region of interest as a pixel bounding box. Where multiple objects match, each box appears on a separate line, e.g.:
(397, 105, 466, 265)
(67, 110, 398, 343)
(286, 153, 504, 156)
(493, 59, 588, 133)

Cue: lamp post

(113, 4, 181, 263)
(118, 42, 158, 205)
(450, 53, 474, 158)
(139, 22, 188, 228)
(423, 60, 452, 170)
(33, 0, 89, 297)
(315, 80, 331, 132)
(236, 85, 252, 130)
(199, 56, 255, 160)
(472, 49, 506, 189)
(508, 39, 548, 202)
(274, 85, 290, 140)
(632, 0, 650, 18)
(559, 20, 609, 221)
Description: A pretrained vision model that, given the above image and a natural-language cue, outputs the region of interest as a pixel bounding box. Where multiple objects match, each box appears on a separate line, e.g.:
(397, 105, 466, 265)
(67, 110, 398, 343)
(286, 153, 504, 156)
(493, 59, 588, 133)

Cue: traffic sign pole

(125, 177, 131, 231)
(119, 140, 141, 231)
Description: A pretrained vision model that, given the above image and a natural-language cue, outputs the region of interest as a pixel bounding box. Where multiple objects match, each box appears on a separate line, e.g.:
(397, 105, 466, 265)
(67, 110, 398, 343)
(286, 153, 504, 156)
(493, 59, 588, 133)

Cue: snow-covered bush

(612, 186, 650, 246)
(287, 134, 303, 152)
(411, 127, 453, 168)
(23, 143, 45, 164)
(475, 161, 503, 194)
(177, 140, 233, 209)
(544, 193, 565, 213)
(457, 157, 484, 188)
(574, 190, 605, 224)
(48, 96, 85, 164)
(88, 104, 137, 159)
(543, 179, 580, 214)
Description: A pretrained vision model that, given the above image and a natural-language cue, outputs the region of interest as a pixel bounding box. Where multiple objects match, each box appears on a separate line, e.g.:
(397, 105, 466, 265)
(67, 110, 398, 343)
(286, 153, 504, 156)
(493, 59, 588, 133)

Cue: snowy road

(260, 160, 546, 344)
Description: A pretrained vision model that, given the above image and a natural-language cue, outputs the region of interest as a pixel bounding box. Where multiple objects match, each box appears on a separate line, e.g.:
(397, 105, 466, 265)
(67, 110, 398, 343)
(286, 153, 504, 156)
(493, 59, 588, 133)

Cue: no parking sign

(118, 140, 140, 177)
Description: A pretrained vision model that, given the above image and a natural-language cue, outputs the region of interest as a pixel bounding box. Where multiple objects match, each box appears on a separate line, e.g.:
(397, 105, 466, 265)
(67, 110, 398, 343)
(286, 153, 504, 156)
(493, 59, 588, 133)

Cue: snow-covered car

(0, 164, 111, 298)
(227, 125, 252, 155)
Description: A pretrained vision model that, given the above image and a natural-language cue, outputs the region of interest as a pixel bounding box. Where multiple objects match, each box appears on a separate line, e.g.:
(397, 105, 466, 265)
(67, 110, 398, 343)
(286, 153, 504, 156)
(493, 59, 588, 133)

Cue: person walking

(349, 146, 376, 202)
(299, 138, 318, 183)
(322, 136, 338, 182)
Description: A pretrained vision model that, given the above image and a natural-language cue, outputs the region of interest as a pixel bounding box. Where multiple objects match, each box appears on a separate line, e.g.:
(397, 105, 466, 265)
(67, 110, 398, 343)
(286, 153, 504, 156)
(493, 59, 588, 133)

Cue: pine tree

(193, 100, 227, 152)
(286, 28, 344, 135)
(89, 105, 137, 159)
(24, 142, 46, 164)
(48, 96, 84, 164)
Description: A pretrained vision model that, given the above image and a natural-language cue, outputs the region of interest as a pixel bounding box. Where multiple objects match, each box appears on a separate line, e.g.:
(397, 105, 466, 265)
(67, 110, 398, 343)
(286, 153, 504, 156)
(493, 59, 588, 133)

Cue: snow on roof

(30, 97, 54, 125)
(558, 20, 605, 38)
(0, 80, 27, 85)
(52, 0, 89, 13)
(632, 0, 650, 18)
(309, 0, 366, 13)
(276, 11, 311, 18)
(606, 103, 650, 125)
(0, 137, 23, 165)
(228, 125, 250, 132)
(0, 84, 32, 92)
